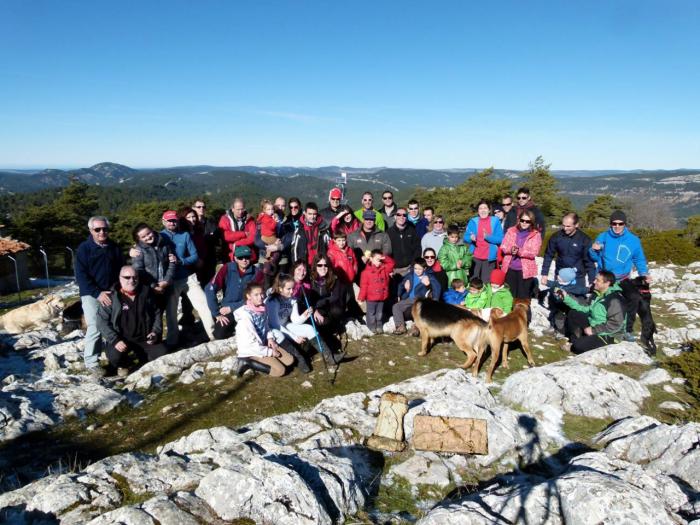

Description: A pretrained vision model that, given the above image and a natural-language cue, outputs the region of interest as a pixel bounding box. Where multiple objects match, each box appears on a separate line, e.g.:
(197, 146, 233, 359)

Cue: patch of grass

(110, 472, 154, 507)
(656, 342, 700, 423)
(600, 363, 649, 380)
(373, 475, 419, 518)
(562, 414, 615, 446)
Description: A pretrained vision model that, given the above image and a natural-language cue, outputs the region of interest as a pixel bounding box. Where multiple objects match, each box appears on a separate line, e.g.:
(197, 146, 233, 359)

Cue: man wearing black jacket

(192, 199, 220, 285)
(387, 207, 421, 277)
(541, 213, 596, 288)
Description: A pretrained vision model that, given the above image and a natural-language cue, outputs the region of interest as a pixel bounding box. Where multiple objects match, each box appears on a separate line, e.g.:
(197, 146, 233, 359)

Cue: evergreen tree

(523, 156, 573, 220)
(412, 167, 512, 225)
(581, 194, 623, 228)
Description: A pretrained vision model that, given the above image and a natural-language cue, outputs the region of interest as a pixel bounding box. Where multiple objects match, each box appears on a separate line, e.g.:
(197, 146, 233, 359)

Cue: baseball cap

(329, 188, 342, 200)
(234, 245, 252, 258)
(363, 210, 376, 220)
(162, 210, 178, 221)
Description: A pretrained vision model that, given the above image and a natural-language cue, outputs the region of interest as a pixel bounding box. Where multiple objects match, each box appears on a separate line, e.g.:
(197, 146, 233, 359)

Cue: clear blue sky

(1, 0, 698, 170)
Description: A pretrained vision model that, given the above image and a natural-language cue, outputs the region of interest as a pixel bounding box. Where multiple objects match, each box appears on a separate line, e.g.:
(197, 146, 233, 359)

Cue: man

(348, 210, 392, 272)
(589, 210, 654, 346)
(96, 265, 168, 375)
(541, 213, 596, 288)
(320, 187, 343, 224)
(219, 198, 257, 262)
(273, 196, 287, 222)
(513, 187, 545, 232)
(353, 192, 386, 231)
(501, 194, 518, 231)
(561, 270, 625, 354)
(75, 216, 125, 377)
(378, 190, 397, 228)
(406, 199, 429, 239)
(423, 207, 434, 224)
(192, 199, 220, 285)
(160, 210, 215, 346)
(387, 207, 421, 276)
(205, 245, 264, 340)
(290, 202, 331, 265)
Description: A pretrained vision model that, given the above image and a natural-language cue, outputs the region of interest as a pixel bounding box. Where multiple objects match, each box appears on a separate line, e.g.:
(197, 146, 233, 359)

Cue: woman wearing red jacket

(358, 250, 395, 334)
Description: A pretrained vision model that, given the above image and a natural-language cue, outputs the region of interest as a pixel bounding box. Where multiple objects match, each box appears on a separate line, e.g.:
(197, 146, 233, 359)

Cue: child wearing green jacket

(438, 226, 472, 286)
(464, 277, 491, 309)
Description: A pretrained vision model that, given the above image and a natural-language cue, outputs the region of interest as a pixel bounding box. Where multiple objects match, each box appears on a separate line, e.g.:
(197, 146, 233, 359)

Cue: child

(358, 250, 395, 333)
(326, 232, 358, 286)
(438, 225, 472, 286)
(544, 267, 588, 333)
(489, 269, 513, 314)
(443, 278, 468, 305)
(234, 283, 296, 377)
(464, 277, 491, 310)
(257, 199, 283, 281)
(393, 257, 440, 335)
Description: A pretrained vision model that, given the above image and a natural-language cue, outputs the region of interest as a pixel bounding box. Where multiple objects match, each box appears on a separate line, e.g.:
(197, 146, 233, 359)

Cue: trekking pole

(300, 287, 332, 375)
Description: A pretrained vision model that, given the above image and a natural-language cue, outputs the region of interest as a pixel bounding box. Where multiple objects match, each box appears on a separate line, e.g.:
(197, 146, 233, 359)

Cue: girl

(257, 199, 283, 281)
(234, 283, 295, 377)
(331, 204, 361, 237)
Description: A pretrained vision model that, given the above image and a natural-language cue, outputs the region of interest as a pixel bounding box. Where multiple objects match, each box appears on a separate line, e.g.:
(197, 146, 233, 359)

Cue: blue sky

(1, 0, 698, 169)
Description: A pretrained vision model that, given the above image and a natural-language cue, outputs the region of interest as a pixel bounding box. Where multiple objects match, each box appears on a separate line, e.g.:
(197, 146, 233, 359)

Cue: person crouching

(234, 282, 296, 377)
(96, 265, 168, 376)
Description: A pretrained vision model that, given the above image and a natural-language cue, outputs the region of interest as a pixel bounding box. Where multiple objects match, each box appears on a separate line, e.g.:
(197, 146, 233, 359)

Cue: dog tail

(412, 299, 424, 325)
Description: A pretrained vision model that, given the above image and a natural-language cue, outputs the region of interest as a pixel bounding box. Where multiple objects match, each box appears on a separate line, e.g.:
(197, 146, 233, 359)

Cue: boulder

(639, 368, 673, 385)
(573, 341, 654, 366)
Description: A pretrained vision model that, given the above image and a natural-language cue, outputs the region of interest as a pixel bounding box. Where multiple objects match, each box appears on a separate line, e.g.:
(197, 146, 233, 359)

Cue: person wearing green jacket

(438, 226, 473, 286)
(464, 277, 491, 309)
(488, 269, 513, 314)
(561, 270, 626, 354)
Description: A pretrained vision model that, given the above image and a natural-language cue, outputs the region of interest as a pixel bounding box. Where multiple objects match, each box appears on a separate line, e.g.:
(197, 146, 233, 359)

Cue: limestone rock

(573, 341, 654, 366)
(640, 368, 673, 385)
(594, 416, 700, 491)
(500, 361, 650, 419)
(412, 415, 488, 455)
(367, 391, 409, 451)
(659, 401, 685, 411)
(389, 452, 451, 488)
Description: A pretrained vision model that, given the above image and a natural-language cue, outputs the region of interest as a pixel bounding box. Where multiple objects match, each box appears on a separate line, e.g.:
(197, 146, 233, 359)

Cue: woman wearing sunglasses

(500, 209, 542, 299)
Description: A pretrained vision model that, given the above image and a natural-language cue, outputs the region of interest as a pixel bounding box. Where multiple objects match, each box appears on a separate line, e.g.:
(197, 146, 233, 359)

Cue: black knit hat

(610, 210, 626, 224)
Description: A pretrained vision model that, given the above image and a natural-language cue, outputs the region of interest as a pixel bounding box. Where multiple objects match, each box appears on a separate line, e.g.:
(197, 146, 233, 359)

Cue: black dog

(630, 276, 657, 355)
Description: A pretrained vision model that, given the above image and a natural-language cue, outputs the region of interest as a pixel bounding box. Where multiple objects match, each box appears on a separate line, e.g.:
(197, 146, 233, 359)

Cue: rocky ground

(1, 261, 699, 523)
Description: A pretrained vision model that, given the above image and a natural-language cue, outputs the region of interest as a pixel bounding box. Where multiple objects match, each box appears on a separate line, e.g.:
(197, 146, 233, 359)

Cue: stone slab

(412, 415, 487, 455)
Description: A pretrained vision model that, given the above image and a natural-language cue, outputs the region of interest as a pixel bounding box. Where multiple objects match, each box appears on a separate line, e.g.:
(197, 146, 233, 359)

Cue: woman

(179, 207, 206, 277)
(331, 204, 361, 237)
(500, 209, 542, 299)
(308, 254, 348, 331)
(465, 200, 504, 283)
(265, 274, 317, 373)
(421, 215, 447, 255)
(422, 247, 448, 294)
(234, 283, 297, 377)
(290, 259, 311, 300)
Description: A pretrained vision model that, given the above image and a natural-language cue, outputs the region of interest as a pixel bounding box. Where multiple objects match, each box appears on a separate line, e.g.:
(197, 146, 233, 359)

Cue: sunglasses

(330, 197, 340, 201)
(92, 227, 109, 233)
(316, 263, 328, 267)
(517, 196, 529, 201)
(424, 255, 435, 260)
(408, 207, 419, 211)
(611, 221, 625, 226)
(193, 205, 206, 209)
(395, 213, 406, 217)
(382, 196, 393, 200)
(519, 219, 532, 224)
(236, 256, 251, 260)
(502, 202, 513, 207)
(120, 275, 138, 280)
(289, 205, 299, 209)
(166, 219, 178, 223)
(362, 198, 373, 202)
(434, 220, 444, 224)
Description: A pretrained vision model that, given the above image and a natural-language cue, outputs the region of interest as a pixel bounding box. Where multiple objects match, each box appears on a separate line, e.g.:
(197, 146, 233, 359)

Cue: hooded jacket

(327, 241, 358, 284)
(290, 215, 330, 266)
(563, 282, 625, 337)
(500, 227, 542, 279)
(358, 255, 396, 302)
(589, 227, 648, 280)
(464, 216, 504, 262)
(490, 285, 514, 313)
(438, 239, 472, 285)
(131, 235, 175, 288)
(234, 304, 275, 358)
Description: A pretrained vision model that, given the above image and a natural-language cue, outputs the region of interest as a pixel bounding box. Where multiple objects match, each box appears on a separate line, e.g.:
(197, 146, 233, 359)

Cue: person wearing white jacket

(234, 283, 294, 377)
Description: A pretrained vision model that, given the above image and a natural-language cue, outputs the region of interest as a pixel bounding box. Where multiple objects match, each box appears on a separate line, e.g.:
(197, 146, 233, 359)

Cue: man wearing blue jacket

(75, 216, 124, 377)
(589, 210, 652, 343)
(160, 210, 215, 346)
(205, 245, 264, 340)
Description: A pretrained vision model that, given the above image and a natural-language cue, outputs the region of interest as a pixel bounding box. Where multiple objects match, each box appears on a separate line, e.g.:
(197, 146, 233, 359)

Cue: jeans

(166, 273, 215, 345)
(80, 295, 102, 369)
(366, 301, 384, 330)
(392, 298, 415, 328)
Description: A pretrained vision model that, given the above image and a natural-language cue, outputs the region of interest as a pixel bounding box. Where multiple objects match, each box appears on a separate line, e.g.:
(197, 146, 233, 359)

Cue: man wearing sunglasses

(406, 199, 429, 239)
(378, 190, 397, 228)
(219, 197, 257, 263)
(353, 191, 386, 231)
(320, 187, 344, 224)
(205, 245, 264, 340)
(511, 187, 545, 232)
(76, 215, 124, 377)
(192, 199, 220, 285)
(589, 210, 654, 350)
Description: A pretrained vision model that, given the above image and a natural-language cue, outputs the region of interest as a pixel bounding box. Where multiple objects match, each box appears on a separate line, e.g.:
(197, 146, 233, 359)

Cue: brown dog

(412, 298, 488, 370)
(476, 301, 535, 382)
(0, 295, 65, 334)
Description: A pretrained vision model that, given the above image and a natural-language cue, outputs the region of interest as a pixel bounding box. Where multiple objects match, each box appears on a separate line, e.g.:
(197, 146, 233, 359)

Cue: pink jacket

(500, 227, 542, 279)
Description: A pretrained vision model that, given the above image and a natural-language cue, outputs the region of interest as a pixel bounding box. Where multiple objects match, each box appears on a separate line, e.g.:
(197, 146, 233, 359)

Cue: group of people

(74, 187, 653, 379)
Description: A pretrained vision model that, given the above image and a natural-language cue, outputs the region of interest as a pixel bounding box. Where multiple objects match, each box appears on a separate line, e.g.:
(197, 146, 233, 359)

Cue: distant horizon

(1, 161, 699, 173)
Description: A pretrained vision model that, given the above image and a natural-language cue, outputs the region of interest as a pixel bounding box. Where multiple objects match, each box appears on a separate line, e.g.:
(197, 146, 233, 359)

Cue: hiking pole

(300, 287, 333, 377)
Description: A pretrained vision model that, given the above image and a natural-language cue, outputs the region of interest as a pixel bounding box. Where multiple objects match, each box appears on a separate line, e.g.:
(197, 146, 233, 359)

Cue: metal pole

(39, 247, 50, 294)
(66, 246, 75, 279)
(7, 255, 20, 302)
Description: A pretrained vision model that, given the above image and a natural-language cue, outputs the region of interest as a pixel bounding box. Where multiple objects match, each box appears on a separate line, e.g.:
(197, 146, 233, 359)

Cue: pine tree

(522, 156, 572, 221)
(582, 194, 623, 228)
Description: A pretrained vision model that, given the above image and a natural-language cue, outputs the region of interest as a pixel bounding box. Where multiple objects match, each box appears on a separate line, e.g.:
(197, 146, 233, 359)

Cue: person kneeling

(560, 270, 625, 354)
(97, 265, 168, 375)
(234, 283, 296, 377)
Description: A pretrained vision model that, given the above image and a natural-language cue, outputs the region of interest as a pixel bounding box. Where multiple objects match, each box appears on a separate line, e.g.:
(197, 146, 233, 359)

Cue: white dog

(0, 295, 65, 334)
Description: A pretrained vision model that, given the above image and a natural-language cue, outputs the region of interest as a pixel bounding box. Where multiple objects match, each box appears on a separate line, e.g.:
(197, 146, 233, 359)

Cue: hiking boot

(393, 325, 407, 335)
(236, 358, 271, 377)
(622, 332, 636, 342)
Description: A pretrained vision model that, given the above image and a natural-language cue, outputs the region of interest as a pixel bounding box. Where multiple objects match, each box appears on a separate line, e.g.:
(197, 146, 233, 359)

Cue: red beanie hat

(491, 269, 506, 286)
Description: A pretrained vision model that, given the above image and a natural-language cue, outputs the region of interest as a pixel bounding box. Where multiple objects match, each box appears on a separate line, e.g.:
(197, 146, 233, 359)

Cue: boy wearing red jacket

(358, 249, 395, 334)
(327, 232, 358, 285)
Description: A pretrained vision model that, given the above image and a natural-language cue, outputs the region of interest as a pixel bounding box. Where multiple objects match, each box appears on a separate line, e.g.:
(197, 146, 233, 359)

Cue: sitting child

(443, 278, 468, 305)
(358, 250, 395, 334)
(544, 267, 588, 333)
(464, 277, 490, 310)
(489, 269, 513, 314)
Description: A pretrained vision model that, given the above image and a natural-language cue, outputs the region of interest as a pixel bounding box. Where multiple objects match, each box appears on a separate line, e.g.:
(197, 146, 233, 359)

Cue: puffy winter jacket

(234, 305, 275, 358)
(589, 227, 648, 280)
(438, 239, 472, 285)
(219, 211, 257, 262)
(131, 236, 175, 288)
(500, 227, 542, 279)
(327, 241, 358, 284)
(464, 216, 504, 262)
(541, 229, 596, 284)
(358, 256, 395, 302)
(489, 285, 513, 313)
